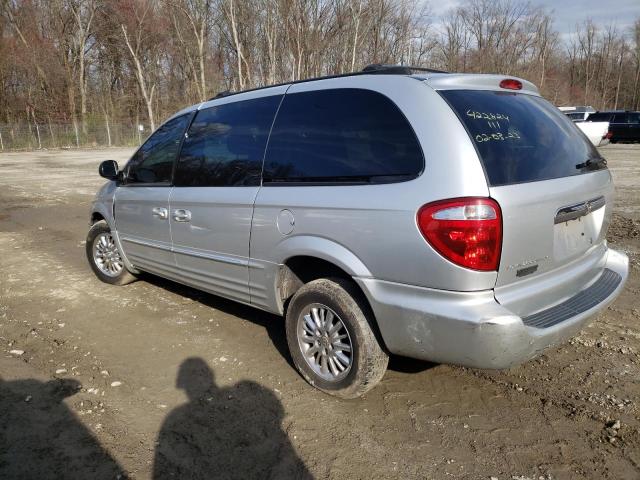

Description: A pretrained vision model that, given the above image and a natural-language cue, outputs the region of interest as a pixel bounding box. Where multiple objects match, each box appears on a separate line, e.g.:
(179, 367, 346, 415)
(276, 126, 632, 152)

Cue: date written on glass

(475, 131, 521, 143)
(466, 110, 510, 122)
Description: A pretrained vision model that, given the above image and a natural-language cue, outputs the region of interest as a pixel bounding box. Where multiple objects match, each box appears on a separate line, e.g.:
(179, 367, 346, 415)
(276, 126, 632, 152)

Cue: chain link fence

(0, 123, 146, 151)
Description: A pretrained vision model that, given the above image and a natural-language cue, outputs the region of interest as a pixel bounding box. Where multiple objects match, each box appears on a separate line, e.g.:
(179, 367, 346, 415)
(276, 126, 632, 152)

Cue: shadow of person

(153, 358, 312, 480)
(0, 376, 126, 479)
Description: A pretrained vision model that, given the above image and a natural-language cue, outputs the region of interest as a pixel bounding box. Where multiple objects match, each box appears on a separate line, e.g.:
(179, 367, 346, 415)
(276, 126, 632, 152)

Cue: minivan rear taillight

(417, 198, 502, 271)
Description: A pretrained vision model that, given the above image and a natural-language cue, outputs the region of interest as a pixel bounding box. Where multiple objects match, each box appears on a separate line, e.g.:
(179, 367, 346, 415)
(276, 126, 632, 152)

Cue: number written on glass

(474, 131, 521, 143)
(466, 110, 510, 122)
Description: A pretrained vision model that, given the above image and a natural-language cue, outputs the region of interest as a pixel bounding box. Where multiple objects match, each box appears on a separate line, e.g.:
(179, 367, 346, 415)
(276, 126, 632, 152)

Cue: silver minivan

(87, 65, 629, 398)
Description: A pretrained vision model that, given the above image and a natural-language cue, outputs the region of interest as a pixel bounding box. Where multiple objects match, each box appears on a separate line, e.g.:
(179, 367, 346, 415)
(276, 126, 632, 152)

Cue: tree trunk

(121, 25, 156, 131)
(104, 109, 111, 147)
(47, 115, 55, 148)
(613, 48, 625, 110)
(633, 65, 640, 110)
(79, 48, 88, 136)
(198, 28, 207, 101)
(73, 119, 80, 148)
(350, 0, 363, 71)
(227, 0, 245, 90)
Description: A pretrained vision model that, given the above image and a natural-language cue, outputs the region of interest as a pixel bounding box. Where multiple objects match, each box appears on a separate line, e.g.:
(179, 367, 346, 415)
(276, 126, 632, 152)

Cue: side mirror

(99, 160, 119, 181)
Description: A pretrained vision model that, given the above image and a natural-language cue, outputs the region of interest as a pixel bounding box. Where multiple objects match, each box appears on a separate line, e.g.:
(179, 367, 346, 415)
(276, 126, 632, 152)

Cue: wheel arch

(271, 236, 372, 309)
(272, 237, 386, 350)
(88, 201, 139, 275)
(89, 202, 114, 229)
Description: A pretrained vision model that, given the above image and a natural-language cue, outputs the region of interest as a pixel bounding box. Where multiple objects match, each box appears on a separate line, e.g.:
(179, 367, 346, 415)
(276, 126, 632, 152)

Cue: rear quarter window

(441, 90, 606, 186)
(263, 88, 424, 184)
(612, 113, 628, 123)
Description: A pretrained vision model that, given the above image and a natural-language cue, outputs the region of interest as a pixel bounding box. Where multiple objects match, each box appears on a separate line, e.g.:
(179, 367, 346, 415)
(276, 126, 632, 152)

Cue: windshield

(440, 90, 606, 186)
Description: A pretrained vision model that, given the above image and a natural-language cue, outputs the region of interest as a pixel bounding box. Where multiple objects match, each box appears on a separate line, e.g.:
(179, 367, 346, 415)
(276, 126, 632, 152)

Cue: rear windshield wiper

(575, 157, 607, 170)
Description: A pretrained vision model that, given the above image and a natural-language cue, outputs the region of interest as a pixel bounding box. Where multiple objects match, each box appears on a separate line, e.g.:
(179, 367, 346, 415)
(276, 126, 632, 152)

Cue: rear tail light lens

(417, 198, 502, 271)
(604, 131, 613, 139)
(499, 78, 523, 90)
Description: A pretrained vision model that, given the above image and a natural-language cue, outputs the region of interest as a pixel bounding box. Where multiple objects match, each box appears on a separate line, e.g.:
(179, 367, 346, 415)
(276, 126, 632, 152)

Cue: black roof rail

(362, 64, 448, 75)
(213, 90, 233, 99)
(205, 64, 447, 101)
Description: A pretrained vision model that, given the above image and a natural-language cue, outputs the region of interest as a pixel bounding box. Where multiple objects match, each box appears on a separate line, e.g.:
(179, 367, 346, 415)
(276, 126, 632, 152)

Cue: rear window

(586, 112, 612, 122)
(441, 90, 606, 186)
(587, 112, 613, 122)
(565, 112, 585, 121)
(263, 89, 423, 184)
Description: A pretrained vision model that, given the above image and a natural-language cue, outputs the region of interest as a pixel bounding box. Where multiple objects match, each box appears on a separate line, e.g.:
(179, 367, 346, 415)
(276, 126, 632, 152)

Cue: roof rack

(207, 64, 447, 101)
(213, 90, 233, 99)
(361, 64, 448, 75)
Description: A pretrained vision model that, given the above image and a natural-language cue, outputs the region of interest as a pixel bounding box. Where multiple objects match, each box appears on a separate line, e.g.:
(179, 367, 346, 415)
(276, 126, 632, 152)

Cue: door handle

(152, 207, 168, 220)
(173, 209, 192, 222)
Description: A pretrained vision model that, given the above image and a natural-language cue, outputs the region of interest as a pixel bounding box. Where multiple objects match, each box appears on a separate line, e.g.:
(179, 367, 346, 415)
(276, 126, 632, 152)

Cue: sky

(429, 0, 640, 39)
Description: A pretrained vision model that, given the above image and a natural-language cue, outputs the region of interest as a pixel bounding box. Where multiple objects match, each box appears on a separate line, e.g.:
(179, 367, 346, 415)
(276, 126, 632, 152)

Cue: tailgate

(492, 171, 612, 288)
(490, 171, 613, 316)
(439, 87, 613, 315)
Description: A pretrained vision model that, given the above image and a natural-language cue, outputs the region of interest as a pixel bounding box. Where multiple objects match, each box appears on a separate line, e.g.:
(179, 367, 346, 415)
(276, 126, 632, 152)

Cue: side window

(125, 114, 191, 184)
(263, 89, 424, 183)
(174, 95, 282, 187)
(627, 113, 640, 124)
(612, 113, 627, 124)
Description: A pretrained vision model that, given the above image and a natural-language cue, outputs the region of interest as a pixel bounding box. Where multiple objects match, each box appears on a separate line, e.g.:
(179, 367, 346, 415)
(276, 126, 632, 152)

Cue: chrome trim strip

(121, 236, 173, 251)
(172, 245, 249, 266)
(554, 196, 605, 224)
(588, 195, 606, 212)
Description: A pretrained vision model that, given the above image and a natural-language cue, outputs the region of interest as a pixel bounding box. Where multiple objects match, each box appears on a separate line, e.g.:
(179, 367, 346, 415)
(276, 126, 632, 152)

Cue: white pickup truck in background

(559, 106, 595, 122)
(575, 120, 610, 147)
(558, 106, 610, 147)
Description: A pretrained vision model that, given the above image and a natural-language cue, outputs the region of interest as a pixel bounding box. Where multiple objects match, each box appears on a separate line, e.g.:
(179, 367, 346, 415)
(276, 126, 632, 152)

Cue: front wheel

(86, 221, 136, 285)
(285, 278, 388, 398)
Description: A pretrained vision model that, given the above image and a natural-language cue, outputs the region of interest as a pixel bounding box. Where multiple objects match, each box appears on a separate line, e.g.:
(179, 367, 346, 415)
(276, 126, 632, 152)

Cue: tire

(285, 277, 388, 398)
(86, 220, 137, 285)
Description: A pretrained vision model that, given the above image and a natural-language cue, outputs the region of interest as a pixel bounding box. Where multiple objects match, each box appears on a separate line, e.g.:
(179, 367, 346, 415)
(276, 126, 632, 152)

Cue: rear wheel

(285, 278, 388, 398)
(86, 221, 136, 285)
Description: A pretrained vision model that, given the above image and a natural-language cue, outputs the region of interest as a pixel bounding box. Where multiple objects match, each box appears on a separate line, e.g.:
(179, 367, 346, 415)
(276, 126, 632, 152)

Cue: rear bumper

(356, 248, 628, 369)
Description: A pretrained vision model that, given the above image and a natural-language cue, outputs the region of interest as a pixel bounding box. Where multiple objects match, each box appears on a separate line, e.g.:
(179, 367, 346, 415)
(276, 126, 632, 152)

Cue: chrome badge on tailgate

(554, 196, 606, 261)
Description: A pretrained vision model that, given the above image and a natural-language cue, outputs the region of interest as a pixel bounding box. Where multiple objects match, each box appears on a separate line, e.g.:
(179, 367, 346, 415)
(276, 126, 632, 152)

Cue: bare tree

(112, 0, 164, 130)
(1, 0, 639, 142)
(170, 0, 213, 101)
(68, 0, 98, 134)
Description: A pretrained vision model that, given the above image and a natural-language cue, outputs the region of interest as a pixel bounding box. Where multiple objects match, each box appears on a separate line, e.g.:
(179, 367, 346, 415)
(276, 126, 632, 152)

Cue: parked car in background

(559, 105, 596, 122)
(557, 106, 609, 146)
(575, 121, 611, 147)
(586, 111, 640, 143)
(86, 65, 628, 398)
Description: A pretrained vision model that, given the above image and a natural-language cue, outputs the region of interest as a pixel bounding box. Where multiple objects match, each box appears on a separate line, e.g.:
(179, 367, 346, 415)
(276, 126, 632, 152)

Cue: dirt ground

(0, 144, 639, 480)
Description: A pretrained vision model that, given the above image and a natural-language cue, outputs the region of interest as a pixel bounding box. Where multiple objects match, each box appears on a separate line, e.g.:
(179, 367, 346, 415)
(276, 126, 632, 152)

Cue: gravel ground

(0, 144, 639, 479)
